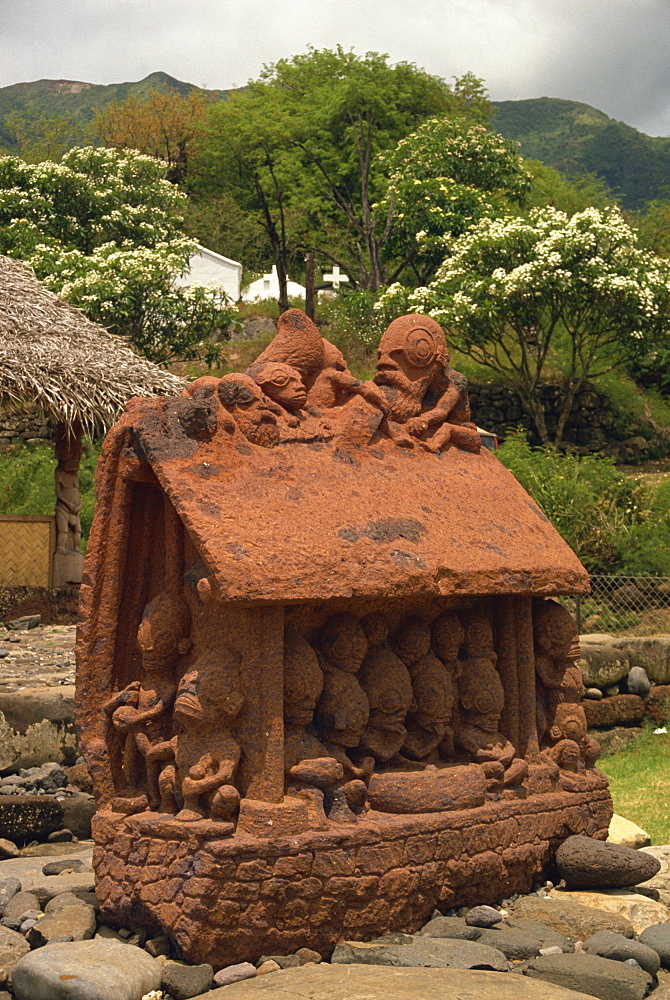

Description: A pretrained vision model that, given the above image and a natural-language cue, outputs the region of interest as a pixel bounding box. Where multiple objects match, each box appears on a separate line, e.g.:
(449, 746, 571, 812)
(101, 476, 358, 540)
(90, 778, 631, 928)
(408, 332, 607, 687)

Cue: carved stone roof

(127, 393, 589, 603)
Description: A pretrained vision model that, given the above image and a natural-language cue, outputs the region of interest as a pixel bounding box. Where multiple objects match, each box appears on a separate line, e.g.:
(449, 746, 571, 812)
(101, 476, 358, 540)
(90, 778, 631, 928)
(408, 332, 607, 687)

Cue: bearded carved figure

(374, 315, 480, 453)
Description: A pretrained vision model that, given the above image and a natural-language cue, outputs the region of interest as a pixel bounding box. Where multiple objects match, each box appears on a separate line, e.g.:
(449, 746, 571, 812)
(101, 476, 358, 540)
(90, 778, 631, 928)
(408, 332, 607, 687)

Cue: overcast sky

(3, 0, 670, 135)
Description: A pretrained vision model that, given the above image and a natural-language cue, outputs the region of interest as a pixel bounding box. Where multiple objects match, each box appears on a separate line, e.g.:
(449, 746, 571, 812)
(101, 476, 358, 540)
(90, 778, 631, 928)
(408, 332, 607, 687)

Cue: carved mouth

(174, 693, 203, 719)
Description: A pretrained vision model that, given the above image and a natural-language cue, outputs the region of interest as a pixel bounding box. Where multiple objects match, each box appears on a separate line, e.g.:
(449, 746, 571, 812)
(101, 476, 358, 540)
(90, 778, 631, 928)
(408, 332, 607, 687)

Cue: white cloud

(2, 0, 670, 134)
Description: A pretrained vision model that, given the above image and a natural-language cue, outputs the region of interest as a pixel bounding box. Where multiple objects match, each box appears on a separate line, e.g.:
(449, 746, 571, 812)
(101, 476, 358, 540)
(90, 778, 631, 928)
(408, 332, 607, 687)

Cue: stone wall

(469, 383, 669, 462)
(0, 411, 53, 445)
(92, 788, 611, 968)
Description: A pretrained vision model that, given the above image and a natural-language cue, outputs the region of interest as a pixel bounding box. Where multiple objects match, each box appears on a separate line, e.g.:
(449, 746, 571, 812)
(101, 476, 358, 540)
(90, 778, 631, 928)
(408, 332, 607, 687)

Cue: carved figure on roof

(157, 646, 244, 823)
(253, 308, 325, 389)
(103, 590, 190, 813)
(217, 373, 282, 447)
(246, 361, 308, 414)
(374, 315, 480, 453)
(306, 339, 389, 413)
(356, 614, 413, 762)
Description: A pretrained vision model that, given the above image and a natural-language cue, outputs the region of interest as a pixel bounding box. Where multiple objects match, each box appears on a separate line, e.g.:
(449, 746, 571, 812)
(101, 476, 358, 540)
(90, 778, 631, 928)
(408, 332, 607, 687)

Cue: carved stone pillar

(52, 419, 84, 587)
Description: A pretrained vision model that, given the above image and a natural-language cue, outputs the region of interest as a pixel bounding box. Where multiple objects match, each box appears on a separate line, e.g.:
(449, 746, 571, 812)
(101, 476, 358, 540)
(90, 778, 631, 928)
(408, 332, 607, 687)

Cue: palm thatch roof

(0, 255, 186, 433)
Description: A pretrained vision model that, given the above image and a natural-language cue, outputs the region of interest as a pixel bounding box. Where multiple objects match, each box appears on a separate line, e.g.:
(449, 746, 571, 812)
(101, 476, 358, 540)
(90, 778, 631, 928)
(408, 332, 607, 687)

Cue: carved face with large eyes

(374, 315, 448, 390)
(317, 613, 367, 673)
(315, 670, 369, 748)
(217, 373, 279, 447)
(137, 591, 190, 667)
(431, 611, 465, 666)
(534, 600, 578, 661)
(550, 702, 587, 745)
(251, 362, 307, 413)
(390, 616, 431, 667)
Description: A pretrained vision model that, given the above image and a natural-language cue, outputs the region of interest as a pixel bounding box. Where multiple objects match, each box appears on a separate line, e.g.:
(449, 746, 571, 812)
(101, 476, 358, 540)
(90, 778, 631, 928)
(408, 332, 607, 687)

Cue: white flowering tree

(0, 147, 237, 364)
(375, 116, 531, 284)
(381, 207, 670, 446)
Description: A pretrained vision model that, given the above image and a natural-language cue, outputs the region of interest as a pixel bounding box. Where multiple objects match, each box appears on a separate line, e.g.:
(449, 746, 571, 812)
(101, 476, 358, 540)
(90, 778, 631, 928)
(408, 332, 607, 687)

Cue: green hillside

(492, 97, 670, 208)
(0, 72, 227, 153)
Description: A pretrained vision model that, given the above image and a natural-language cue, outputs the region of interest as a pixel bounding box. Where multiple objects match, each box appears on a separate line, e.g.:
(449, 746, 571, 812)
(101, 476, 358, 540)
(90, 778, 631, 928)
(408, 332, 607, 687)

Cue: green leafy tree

(0, 147, 236, 363)
(376, 116, 531, 283)
(523, 159, 617, 215)
(380, 207, 670, 446)
(196, 47, 462, 302)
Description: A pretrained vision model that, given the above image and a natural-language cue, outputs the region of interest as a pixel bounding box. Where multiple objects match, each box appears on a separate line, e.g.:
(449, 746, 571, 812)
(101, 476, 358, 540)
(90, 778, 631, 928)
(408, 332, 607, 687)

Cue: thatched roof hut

(0, 255, 185, 433)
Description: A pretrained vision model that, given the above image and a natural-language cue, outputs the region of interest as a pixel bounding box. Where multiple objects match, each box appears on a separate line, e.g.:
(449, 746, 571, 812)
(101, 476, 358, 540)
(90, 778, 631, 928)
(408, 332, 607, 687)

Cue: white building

(175, 245, 243, 302)
(242, 265, 306, 302)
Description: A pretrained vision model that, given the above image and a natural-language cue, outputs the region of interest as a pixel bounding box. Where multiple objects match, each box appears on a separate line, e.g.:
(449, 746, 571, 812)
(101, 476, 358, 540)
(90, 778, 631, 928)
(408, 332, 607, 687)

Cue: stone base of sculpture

(92, 786, 611, 967)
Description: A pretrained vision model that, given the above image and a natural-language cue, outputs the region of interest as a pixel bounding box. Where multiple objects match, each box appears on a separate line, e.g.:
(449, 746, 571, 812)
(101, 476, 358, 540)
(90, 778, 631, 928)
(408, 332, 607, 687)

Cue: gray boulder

(477, 918, 571, 961)
(577, 645, 630, 689)
(639, 923, 670, 967)
(0, 924, 29, 978)
(556, 835, 661, 888)
(332, 934, 510, 971)
(3, 890, 39, 920)
(0, 878, 20, 914)
(512, 895, 635, 939)
(583, 929, 660, 976)
(27, 903, 96, 947)
(519, 952, 651, 1000)
(625, 667, 651, 698)
(162, 959, 214, 999)
(465, 905, 502, 927)
(12, 939, 162, 1000)
(418, 915, 481, 941)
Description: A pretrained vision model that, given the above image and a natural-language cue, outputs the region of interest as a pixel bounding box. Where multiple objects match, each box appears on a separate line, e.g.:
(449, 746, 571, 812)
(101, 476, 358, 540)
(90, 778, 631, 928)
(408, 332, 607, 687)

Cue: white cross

(323, 265, 349, 290)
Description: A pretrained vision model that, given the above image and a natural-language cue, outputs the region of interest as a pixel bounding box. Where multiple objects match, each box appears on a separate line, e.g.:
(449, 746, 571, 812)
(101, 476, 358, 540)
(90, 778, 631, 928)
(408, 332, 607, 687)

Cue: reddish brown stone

(75, 310, 609, 967)
(582, 695, 645, 728)
(643, 684, 670, 724)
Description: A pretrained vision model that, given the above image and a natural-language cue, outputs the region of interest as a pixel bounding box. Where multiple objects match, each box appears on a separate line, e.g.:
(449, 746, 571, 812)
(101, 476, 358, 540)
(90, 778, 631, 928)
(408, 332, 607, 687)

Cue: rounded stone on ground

(540, 946, 563, 956)
(640, 924, 670, 967)
(296, 946, 321, 964)
(585, 688, 603, 700)
(213, 962, 257, 987)
(583, 928, 661, 976)
(608, 815, 651, 850)
(41, 858, 86, 876)
(11, 938, 162, 1000)
(0, 924, 29, 978)
(551, 888, 670, 935)
(626, 667, 651, 698)
(256, 960, 281, 974)
(26, 902, 96, 947)
(0, 879, 20, 915)
(256, 954, 299, 969)
(465, 905, 502, 928)
(47, 828, 73, 842)
(556, 835, 661, 888)
(2, 891, 40, 921)
(511, 895, 635, 940)
(145, 933, 171, 958)
(161, 958, 214, 999)
(519, 952, 652, 1000)
(0, 841, 19, 861)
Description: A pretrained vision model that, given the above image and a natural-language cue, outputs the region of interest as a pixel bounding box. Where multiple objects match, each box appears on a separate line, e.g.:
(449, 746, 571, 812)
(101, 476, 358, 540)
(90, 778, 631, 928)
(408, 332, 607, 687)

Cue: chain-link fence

(561, 576, 670, 636)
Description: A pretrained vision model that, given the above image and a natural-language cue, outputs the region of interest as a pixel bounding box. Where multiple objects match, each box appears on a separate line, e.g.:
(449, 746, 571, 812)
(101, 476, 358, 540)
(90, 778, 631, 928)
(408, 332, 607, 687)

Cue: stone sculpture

(76, 308, 610, 969)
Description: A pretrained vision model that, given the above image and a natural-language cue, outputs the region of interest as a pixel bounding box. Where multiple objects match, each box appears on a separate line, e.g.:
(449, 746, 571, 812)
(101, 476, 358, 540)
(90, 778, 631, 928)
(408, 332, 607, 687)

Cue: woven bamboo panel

(0, 517, 54, 588)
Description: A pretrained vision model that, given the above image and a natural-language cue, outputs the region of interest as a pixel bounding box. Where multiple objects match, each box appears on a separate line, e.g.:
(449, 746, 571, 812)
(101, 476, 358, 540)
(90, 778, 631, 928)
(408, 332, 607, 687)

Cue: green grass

(599, 725, 670, 845)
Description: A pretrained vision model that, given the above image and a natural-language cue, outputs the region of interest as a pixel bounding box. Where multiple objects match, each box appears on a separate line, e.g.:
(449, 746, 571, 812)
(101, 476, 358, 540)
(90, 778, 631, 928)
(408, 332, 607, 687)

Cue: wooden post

(304, 252, 315, 320)
(52, 419, 84, 587)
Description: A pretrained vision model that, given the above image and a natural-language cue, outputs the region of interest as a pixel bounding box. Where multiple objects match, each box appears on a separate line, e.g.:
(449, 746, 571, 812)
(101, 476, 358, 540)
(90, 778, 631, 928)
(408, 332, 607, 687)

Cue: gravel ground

(0, 626, 76, 693)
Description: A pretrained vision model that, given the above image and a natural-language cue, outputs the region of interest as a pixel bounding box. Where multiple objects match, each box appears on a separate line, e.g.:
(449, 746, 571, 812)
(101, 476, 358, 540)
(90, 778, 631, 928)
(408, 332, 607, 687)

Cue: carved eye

(405, 330, 436, 368)
(270, 372, 289, 387)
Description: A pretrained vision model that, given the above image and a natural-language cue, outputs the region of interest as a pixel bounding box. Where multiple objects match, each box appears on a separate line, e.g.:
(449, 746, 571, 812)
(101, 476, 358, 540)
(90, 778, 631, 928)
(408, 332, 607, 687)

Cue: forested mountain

(3, 72, 670, 209)
(492, 97, 670, 208)
(0, 72, 227, 152)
